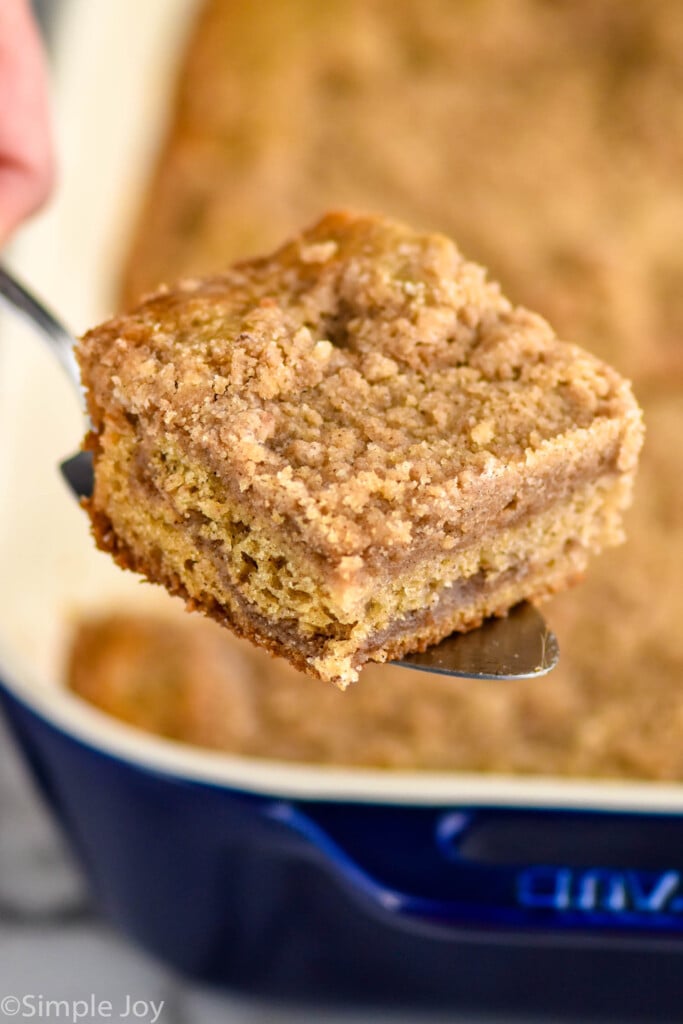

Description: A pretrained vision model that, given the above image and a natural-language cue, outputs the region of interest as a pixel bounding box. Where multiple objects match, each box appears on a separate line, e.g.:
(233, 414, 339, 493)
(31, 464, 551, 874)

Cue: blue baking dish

(4, 652, 683, 1019)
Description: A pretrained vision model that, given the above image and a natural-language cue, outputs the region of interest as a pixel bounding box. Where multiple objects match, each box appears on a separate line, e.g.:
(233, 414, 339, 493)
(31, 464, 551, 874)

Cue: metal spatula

(0, 264, 559, 680)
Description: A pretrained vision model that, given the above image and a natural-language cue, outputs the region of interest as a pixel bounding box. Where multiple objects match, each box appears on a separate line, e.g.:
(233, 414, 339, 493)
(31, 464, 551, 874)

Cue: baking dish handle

(264, 800, 683, 936)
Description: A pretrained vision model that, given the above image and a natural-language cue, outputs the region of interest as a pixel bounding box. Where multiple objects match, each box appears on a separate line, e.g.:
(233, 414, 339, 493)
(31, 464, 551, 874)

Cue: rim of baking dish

(3, 637, 683, 811)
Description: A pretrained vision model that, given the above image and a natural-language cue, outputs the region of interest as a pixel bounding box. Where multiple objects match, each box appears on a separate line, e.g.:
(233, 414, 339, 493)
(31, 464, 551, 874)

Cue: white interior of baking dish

(0, 0, 680, 810)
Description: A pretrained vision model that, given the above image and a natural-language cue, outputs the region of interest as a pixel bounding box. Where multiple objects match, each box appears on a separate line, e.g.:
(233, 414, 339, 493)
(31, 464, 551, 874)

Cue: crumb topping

(79, 212, 640, 556)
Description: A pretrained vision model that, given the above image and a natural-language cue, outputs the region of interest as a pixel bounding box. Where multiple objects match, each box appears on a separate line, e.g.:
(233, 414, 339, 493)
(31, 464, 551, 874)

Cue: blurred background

(0, 0, 682, 1020)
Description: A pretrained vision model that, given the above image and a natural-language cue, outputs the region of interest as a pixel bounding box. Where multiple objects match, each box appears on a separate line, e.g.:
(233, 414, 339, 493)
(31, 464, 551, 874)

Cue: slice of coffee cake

(77, 212, 643, 686)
